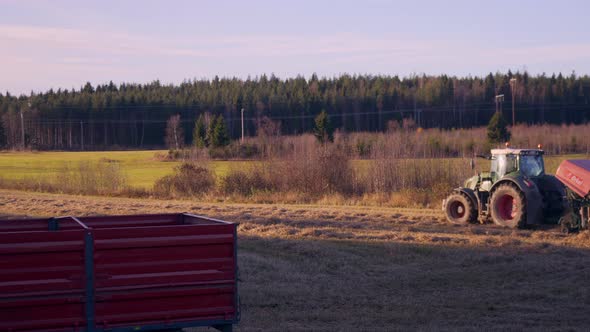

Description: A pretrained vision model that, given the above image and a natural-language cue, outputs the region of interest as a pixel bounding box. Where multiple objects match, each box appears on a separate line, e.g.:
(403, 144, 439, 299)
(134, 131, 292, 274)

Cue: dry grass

(2, 122, 589, 209)
(1, 150, 586, 209)
(218, 147, 355, 201)
(239, 123, 590, 160)
(215, 148, 471, 207)
(2, 189, 590, 331)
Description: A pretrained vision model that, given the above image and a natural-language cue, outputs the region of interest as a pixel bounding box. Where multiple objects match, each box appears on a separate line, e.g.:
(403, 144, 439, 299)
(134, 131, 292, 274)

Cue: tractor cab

(466, 148, 545, 193)
(489, 148, 545, 181)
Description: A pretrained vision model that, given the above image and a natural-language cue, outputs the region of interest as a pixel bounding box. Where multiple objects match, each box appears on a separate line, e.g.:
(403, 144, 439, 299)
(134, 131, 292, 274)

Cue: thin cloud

(0, 24, 445, 58)
(1, 23, 589, 94)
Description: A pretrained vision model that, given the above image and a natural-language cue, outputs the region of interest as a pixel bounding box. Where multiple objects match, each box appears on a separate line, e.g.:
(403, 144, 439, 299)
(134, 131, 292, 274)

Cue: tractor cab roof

(491, 148, 544, 156)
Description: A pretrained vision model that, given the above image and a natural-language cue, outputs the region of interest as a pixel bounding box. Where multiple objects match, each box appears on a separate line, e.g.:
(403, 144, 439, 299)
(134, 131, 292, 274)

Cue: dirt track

(2, 189, 590, 331)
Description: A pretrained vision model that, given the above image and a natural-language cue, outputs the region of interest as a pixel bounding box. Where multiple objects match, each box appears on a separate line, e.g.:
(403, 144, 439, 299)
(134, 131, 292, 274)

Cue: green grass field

(0, 150, 251, 188)
(0, 150, 586, 189)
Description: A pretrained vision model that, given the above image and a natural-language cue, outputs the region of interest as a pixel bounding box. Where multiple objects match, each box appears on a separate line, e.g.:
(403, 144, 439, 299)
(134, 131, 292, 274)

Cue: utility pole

(80, 121, 84, 150)
(495, 94, 504, 114)
(241, 108, 244, 144)
(20, 102, 30, 149)
(509, 78, 517, 126)
(495, 96, 498, 114)
(413, 89, 417, 125)
(19, 109, 25, 149)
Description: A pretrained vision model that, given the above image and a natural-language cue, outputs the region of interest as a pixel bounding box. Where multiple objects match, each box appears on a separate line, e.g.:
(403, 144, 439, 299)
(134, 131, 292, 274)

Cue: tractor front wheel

(490, 184, 526, 228)
(444, 193, 477, 225)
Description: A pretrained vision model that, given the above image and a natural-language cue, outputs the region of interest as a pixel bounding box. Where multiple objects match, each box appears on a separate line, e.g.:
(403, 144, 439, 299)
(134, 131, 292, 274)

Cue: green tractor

(443, 147, 567, 228)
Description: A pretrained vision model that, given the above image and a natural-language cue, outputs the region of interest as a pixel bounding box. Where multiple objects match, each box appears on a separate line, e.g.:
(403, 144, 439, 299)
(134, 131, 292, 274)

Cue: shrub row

(159, 123, 590, 162)
(0, 146, 487, 207)
(149, 146, 470, 207)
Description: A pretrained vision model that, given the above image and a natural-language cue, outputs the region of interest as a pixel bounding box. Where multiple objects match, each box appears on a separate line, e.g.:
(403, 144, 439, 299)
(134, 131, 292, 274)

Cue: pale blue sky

(2, 0, 589, 95)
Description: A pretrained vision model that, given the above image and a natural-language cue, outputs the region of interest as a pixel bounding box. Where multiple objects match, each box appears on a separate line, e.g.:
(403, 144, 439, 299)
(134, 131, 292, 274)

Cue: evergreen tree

(208, 115, 230, 148)
(213, 115, 230, 147)
(0, 71, 589, 150)
(192, 114, 206, 148)
(205, 115, 215, 147)
(314, 110, 334, 143)
(487, 112, 511, 145)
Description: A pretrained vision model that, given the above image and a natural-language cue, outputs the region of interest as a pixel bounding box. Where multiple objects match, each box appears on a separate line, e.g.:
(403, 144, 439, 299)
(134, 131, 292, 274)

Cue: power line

(20, 104, 590, 126)
(10, 99, 589, 114)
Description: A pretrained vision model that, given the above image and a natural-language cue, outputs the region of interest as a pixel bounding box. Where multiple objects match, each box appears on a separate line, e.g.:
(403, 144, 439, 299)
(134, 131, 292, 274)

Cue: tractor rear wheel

(444, 193, 477, 225)
(490, 184, 526, 228)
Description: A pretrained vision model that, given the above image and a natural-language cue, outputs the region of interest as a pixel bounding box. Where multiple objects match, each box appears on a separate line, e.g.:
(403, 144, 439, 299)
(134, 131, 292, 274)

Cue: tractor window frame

(491, 154, 518, 179)
(518, 154, 545, 177)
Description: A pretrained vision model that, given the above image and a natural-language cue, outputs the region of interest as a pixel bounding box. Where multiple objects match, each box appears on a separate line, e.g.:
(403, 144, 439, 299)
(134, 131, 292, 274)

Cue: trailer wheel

(444, 193, 477, 224)
(490, 184, 526, 228)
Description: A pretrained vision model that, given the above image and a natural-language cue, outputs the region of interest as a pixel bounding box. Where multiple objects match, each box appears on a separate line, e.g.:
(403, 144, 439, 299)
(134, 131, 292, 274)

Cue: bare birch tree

(165, 114, 184, 150)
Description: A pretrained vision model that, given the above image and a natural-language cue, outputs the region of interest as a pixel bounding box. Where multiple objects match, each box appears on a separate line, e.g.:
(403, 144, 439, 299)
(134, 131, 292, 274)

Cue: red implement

(556, 160, 590, 198)
(0, 213, 239, 332)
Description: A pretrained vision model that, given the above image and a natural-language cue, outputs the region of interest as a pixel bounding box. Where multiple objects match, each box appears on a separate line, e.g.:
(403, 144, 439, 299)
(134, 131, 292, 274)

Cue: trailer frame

(0, 213, 239, 332)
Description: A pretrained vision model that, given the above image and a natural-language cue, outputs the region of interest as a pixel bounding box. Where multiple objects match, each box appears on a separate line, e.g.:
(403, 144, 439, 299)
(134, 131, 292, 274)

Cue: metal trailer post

(85, 230, 96, 332)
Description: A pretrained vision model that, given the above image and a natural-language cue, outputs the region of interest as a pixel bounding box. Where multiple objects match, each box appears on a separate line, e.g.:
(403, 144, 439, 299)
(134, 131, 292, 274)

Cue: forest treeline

(1, 71, 589, 150)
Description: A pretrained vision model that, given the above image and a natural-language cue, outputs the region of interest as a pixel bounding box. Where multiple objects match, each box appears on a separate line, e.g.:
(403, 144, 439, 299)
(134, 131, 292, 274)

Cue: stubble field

(2, 189, 590, 331)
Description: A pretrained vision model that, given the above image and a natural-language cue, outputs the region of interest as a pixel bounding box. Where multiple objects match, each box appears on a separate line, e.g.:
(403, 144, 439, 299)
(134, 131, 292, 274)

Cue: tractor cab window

(519, 154, 544, 177)
(491, 154, 517, 179)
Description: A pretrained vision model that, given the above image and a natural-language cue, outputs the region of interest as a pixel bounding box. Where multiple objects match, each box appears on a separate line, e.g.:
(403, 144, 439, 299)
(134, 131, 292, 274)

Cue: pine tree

(487, 112, 511, 145)
(212, 115, 230, 147)
(2, 71, 590, 150)
(313, 110, 334, 143)
(205, 115, 216, 147)
(193, 114, 206, 148)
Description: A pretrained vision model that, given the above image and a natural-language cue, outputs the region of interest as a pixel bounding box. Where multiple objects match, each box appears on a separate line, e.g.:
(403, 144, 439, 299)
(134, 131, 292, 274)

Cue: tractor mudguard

(453, 187, 479, 212)
(533, 175, 568, 222)
(535, 174, 566, 194)
(490, 177, 544, 225)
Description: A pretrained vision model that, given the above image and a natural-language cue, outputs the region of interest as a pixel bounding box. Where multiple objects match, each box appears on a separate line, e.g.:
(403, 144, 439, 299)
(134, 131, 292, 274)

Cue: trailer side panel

(0, 214, 239, 332)
(556, 160, 590, 198)
(0, 222, 87, 331)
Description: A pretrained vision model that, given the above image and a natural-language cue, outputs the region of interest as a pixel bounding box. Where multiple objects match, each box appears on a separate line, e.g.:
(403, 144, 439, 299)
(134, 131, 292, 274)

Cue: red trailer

(0, 213, 239, 332)
(556, 160, 590, 231)
(556, 159, 590, 199)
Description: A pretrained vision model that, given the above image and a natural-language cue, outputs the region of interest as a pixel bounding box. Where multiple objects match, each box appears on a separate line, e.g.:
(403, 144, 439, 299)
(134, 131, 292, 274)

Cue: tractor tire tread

(490, 183, 527, 228)
(445, 192, 478, 225)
